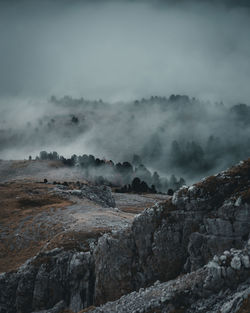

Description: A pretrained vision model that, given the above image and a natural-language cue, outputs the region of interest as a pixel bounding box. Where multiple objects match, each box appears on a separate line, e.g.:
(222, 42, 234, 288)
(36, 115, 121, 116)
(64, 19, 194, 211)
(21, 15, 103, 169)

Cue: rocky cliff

(0, 159, 250, 313)
(90, 242, 250, 313)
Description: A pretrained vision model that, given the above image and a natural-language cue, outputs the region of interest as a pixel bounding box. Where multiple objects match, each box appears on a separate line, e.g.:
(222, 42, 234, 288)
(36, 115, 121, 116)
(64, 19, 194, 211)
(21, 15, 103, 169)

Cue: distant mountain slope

(1, 95, 250, 185)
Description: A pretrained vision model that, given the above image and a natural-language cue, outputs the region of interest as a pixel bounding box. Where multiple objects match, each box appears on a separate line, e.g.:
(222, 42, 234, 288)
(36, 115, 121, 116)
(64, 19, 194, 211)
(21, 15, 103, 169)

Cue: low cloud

(0, 0, 249, 103)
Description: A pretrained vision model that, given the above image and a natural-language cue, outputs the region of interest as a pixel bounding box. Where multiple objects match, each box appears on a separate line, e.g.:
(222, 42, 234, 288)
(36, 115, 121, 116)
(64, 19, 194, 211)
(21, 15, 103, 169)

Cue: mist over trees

(0, 0, 250, 188)
(36, 150, 185, 193)
(1, 94, 250, 185)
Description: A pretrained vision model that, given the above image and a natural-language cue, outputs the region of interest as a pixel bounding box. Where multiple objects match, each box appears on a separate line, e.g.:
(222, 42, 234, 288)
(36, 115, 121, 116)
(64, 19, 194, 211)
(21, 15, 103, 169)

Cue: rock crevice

(1, 159, 250, 313)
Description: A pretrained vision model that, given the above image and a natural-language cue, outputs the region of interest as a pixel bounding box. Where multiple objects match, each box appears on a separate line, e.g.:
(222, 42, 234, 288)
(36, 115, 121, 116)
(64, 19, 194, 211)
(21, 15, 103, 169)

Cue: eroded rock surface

(55, 184, 116, 208)
(0, 249, 94, 313)
(0, 159, 250, 313)
(90, 242, 250, 313)
(94, 160, 250, 305)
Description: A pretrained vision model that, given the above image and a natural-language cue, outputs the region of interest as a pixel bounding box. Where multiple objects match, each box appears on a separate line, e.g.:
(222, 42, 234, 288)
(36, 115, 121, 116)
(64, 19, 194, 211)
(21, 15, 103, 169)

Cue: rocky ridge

(0, 159, 250, 313)
(90, 242, 250, 313)
(54, 183, 116, 208)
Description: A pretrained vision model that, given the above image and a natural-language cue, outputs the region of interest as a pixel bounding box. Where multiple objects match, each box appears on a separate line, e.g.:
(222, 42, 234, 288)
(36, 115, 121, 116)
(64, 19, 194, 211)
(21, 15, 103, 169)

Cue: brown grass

(48, 160, 65, 168)
(161, 198, 178, 212)
(0, 181, 72, 273)
(46, 228, 110, 252)
(78, 306, 96, 313)
(240, 189, 250, 204)
(236, 295, 250, 313)
(17, 196, 59, 208)
(158, 199, 179, 224)
(195, 175, 221, 195)
(192, 158, 250, 207)
(120, 206, 148, 214)
(10, 160, 30, 169)
(227, 159, 250, 178)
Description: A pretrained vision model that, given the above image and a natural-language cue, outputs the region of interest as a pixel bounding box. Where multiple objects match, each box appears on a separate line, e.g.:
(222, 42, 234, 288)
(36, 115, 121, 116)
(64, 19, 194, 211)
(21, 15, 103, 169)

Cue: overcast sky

(0, 0, 250, 103)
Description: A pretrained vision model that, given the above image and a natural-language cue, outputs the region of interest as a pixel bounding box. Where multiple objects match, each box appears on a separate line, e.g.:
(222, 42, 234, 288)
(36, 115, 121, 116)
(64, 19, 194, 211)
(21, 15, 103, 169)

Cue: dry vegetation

(192, 158, 250, 206)
(0, 181, 72, 272)
(119, 205, 151, 214)
(10, 160, 31, 169)
(78, 306, 96, 312)
(236, 295, 250, 313)
(45, 228, 110, 252)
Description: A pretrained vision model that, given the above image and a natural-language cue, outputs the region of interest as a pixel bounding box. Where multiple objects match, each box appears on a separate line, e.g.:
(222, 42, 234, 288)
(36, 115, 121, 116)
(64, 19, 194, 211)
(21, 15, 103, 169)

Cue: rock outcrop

(55, 184, 116, 207)
(90, 241, 250, 313)
(94, 160, 250, 304)
(0, 159, 250, 313)
(0, 249, 94, 313)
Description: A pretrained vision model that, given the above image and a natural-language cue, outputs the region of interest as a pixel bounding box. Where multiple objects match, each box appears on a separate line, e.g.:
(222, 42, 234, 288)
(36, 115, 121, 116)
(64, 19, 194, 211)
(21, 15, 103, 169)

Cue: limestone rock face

(0, 159, 250, 313)
(89, 243, 250, 313)
(94, 203, 191, 305)
(94, 160, 250, 303)
(0, 249, 95, 313)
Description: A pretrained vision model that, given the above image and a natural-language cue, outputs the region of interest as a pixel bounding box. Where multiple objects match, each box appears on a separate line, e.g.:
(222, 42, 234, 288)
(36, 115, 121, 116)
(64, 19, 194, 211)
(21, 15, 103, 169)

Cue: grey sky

(0, 0, 250, 103)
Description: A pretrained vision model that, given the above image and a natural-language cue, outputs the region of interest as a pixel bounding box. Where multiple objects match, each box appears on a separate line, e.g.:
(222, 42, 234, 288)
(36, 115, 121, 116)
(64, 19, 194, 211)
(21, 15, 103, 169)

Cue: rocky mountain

(0, 158, 250, 313)
(90, 243, 250, 313)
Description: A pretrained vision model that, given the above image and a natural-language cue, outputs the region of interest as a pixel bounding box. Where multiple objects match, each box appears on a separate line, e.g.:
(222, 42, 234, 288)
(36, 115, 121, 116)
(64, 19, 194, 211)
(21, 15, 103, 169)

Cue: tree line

(34, 151, 186, 194)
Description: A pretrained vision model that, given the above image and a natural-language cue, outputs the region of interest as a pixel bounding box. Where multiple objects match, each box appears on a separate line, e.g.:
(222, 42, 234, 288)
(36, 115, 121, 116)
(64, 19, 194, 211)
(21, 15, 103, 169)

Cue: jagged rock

(78, 185, 116, 207)
(94, 161, 250, 302)
(89, 244, 250, 313)
(241, 255, 250, 268)
(0, 159, 250, 312)
(0, 249, 95, 313)
(231, 256, 241, 270)
(56, 184, 116, 207)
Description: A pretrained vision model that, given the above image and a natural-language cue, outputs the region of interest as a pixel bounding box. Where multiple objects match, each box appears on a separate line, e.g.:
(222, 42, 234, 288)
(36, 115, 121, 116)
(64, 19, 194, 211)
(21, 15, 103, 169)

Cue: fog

(0, 0, 250, 102)
(0, 0, 250, 186)
(1, 95, 250, 187)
